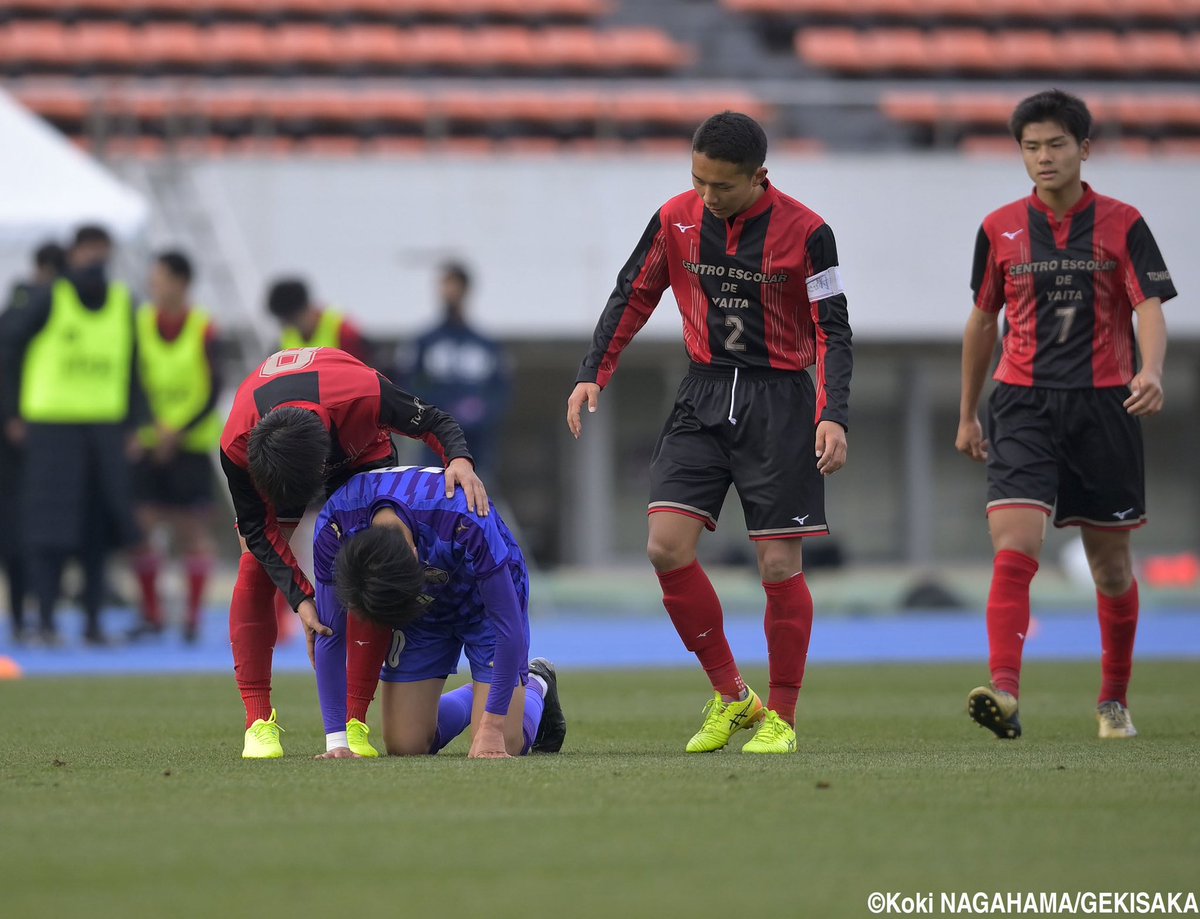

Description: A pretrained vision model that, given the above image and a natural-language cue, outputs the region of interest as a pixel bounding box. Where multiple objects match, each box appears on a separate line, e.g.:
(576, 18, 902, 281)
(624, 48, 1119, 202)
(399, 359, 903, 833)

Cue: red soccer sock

(183, 553, 213, 632)
(274, 590, 295, 643)
(657, 560, 745, 699)
(762, 572, 814, 726)
(986, 549, 1039, 698)
(133, 551, 163, 627)
(1098, 580, 1138, 707)
(230, 553, 279, 727)
(347, 614, 391, 723)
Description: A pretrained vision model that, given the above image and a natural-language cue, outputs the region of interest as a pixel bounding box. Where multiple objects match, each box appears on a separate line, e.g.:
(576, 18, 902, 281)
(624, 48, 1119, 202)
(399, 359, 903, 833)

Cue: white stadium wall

(197, 153, 1196, 342)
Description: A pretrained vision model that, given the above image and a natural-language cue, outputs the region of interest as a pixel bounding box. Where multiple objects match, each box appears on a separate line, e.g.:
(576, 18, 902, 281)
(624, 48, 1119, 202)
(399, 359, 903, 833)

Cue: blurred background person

(394, 261, 510, 478)
(0, 240, 65, 643)
(265, 276, 373, 365)
(127, 250, 222, 644)
(0, 224, 142, 646)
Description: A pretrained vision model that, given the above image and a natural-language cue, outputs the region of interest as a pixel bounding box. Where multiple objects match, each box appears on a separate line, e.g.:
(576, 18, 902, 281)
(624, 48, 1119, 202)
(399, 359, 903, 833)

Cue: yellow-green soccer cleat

(242, 709, 285, 759)
(742, 709, 797, 754)
(1096, 701, 1137, 739)
(967, 685, 1022, 739)
(685, 689, 765, 753)
(347, 718, 381, 757)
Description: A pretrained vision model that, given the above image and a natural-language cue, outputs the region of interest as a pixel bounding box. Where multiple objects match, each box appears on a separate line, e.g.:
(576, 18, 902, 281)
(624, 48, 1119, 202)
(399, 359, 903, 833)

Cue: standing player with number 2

(567, 112, 853, 755)
(957, 90, 1176, 740)
(220, 347, 487, 758)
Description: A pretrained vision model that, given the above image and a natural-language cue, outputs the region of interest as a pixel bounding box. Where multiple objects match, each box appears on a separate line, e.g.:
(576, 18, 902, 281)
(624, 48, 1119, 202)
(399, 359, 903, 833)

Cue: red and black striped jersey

(220, 347, 471, 611)
(576, 180, 853, 429)
(972, 184, 1177, 389)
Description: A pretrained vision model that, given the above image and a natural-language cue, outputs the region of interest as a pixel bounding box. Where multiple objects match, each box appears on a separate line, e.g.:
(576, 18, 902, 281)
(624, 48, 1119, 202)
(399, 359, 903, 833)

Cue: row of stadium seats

(797, 27, 1200, 75)
(0, 0, 609, 20)
(728, 0, 1200, 24)
(69, 134, 827, 158)
(0, 22, 690, 73)
(16, 84, 771, 133)
(881, 90, 1200, 130)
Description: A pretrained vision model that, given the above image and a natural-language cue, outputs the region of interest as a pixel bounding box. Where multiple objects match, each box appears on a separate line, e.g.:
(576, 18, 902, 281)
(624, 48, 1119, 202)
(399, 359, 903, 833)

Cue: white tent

(0, 89, 147, 246)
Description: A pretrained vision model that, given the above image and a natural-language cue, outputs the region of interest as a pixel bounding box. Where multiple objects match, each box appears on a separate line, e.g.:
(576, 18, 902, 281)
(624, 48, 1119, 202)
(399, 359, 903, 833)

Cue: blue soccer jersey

(313, 466, 530, 734)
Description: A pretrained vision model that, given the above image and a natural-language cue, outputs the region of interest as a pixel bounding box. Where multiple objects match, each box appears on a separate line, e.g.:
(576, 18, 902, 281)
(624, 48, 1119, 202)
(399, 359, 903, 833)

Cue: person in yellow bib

(0, 225, 144, 646)
(266, 277, 373, 366)
(127, 251, 223, 644)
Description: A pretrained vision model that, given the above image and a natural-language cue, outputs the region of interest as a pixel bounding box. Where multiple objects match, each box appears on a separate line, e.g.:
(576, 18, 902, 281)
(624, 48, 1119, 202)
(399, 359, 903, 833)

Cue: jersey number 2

(724, 316, 747, 352)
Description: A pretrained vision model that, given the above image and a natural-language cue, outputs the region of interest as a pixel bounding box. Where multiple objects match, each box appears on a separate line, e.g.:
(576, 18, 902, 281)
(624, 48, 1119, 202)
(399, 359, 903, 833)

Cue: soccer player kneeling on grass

(310, 465, 566, 759)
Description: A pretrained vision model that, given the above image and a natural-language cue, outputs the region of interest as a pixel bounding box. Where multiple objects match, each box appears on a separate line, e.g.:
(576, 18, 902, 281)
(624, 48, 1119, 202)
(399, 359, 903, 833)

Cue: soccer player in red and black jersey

(957, 90, 1176, 741)
(567, 112, 853, 755)
(221, 346, 488, 758)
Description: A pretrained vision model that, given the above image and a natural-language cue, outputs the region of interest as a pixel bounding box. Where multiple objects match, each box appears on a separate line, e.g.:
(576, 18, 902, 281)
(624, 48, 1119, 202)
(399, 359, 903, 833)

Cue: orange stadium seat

(922, 0, 988, 18)
(274, 24, 340, 68)
(137, 24, 206, 69)
(867, 0, 924, 17)
(264, 90, 355, 125)
(69, 22, 138, 68)
(1186, 31, 1200, 67)
(467, 27, 540, 69)
(992, 30, 1062, 72)
(406, 26, 473, 69)
(350, 91, 432, 125)
(1113, 92, 1200, 128)
(533, 27, 607, 70)
(196, 89, 263, 123)
(598, 29, 690, 71)
(336, 26, 409, 68)
(862, 29, 931, 73)
(202, 24, 272, 68)
(879, 91, 944, 125)
(1122, 31, 1194, 75)
(795, 28, 870, 75)
(4, 21, 71, 69)
(928, 28, 1001, 73)
(1058, 30, 1131, 74)
(983, 0, 1061, 20)
(1109, 0, 1184, 19)
(945, 92, 1021, 126)
(14, 85, 90, 122)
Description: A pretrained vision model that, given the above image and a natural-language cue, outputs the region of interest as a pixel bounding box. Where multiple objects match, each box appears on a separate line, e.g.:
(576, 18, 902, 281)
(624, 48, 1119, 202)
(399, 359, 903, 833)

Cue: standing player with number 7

(220, 347, 488, 758)
(956, 90, 1177, 741)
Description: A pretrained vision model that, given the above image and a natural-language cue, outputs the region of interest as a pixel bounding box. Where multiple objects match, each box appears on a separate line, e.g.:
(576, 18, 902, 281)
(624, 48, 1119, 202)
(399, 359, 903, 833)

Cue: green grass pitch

(2, 661, 1198, 918)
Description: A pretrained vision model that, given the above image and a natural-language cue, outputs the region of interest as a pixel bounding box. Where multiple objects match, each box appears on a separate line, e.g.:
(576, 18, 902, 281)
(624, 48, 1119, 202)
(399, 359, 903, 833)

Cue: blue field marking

(3, 607, 1199, 677)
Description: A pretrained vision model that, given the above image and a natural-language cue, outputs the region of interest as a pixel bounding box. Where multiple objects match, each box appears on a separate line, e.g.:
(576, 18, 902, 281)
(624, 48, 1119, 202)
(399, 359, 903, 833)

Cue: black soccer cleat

(967, 685, 1022, 739)
(529, 657, 566, 754)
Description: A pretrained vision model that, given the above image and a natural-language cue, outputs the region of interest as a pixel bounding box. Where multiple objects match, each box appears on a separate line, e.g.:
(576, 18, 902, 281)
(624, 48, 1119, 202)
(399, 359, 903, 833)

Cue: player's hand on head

(314, 747, 361, 760)
(1124, 371, 1164, 416)
(566, 383, 600, 439)
(297, 599, 333, 669)
(445, 457, 489, 516)
(814, 420, 848, 476)
(955, 417, 989, 463)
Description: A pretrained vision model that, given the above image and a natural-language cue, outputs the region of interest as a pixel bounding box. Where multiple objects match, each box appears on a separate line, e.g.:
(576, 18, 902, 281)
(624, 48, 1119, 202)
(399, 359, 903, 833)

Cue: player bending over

(311, 465, 566, 759)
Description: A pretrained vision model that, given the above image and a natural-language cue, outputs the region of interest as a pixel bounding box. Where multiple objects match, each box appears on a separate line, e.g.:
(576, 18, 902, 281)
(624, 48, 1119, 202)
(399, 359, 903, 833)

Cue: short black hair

(73, 224, 112, 248)
(246, 406, 328, 509)
(267, 278, 311, 321)
(692, 111, 768, 175)
(156, 249, 193, 284)
(1010, 89, 1092, 145)
(34, 241, 66, 275)
(441, 261, 471, 290)
(334, 525, 428, 630)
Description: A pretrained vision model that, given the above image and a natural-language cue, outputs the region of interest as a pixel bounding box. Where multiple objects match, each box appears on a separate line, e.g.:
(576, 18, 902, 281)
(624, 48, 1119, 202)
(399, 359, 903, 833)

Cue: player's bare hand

(468, 716, 511, 759)
(445, 457, 489, 516)
(297, 599, 333, 669)
(1124, 371, 1164, 416)
(566, 383, 600, 439)
(814, 420, 847, 476)
(955, 418, 989, 463)
(4, 418, 25, 447)
(153, 426, 181, 464)
(314, 747, 361, 760)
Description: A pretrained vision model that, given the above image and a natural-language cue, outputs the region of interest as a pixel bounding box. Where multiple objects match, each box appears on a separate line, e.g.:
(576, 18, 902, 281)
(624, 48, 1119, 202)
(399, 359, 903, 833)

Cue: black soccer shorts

(985, 382, 1146, 529)
(648, 363, 830, 539)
